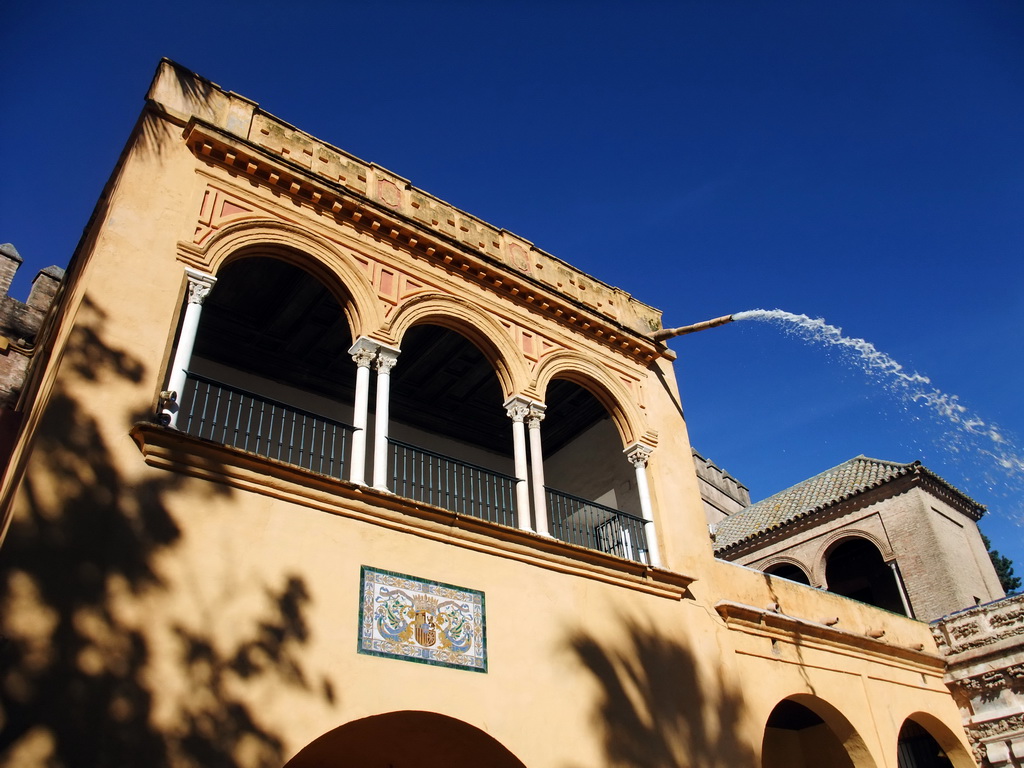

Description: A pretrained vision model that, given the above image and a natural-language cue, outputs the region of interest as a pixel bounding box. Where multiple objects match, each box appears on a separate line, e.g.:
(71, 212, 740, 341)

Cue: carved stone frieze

(950, 621, 982, 641)
(990, 607, 1024, 630)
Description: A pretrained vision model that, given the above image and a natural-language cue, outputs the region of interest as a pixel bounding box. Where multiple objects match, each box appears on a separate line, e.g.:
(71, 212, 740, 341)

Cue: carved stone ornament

(349, 337, 383, 368)
(186, 271, 216, 306)
(505, 401, 530, 423)
(526, 402, 546, 429)
(991, 607, 1024, 629)
(375, 347, 400, 374)
(377, 179, 402, 209)
(1006, 664, 1024, 681)
(950, 621, 981, 641)
(625, 442, 654, 469)
(352, 348, 377, 368)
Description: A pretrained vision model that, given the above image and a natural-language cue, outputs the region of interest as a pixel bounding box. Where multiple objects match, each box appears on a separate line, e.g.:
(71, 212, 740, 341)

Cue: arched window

(825, 538, 907, 615)
(764, 562, 811, 585)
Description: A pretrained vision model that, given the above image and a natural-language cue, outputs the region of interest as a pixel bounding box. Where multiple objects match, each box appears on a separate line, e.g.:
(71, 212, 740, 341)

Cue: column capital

(625, 442, 654, 468)
(526, 401, 546, 428)
(184, 267, 217, 306)
(503, 395, 533, 423)
(374, 343, 401, 374)
(348, 337, 379, 368)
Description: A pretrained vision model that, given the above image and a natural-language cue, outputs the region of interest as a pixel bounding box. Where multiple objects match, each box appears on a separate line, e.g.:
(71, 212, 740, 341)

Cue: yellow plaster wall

(0, 60, 977, 768)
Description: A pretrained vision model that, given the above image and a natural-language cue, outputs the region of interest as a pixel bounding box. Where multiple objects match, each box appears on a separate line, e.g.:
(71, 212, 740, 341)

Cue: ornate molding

(182, 121, 664, 365)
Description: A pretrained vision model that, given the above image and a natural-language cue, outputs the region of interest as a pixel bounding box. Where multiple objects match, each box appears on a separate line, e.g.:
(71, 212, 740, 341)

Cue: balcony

(178, 371, 650, 564)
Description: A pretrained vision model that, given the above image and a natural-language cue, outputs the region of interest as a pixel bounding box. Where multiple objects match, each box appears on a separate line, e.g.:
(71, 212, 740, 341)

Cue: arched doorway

(825, 537, 908, 615)
(762, 695, 877, 768)
(283, 711, 527, 768)
(764, 562, 811, 585)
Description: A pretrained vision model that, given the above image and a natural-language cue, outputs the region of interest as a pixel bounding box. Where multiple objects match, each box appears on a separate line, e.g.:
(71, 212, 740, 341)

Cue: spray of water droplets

(732, 309, 1024, 500)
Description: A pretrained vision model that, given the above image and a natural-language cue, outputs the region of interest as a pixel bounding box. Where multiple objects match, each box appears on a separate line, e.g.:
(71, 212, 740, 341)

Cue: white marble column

(371, 344, 401, 491)
(526, 402, 549, 537)
(625, 442, 662, 568)
(889, 560, 915, 618)
(163, 268, 217, 428)
(347, 337, 378, 486)
(504, 396, 533, 532)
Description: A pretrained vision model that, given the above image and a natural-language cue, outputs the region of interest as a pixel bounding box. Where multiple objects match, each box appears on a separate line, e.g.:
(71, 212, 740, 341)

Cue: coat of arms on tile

(358, 566, 486, 672)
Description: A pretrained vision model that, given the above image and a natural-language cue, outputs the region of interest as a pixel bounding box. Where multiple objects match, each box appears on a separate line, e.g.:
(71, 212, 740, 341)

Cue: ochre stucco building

(0, 60, 981, 767)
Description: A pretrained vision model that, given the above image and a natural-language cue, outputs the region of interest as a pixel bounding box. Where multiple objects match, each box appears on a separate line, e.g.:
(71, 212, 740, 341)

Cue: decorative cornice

(181, 120, 664, 366)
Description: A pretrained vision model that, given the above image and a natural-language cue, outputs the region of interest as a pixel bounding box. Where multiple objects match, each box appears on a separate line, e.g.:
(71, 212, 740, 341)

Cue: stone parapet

(146, 59, 663, 339)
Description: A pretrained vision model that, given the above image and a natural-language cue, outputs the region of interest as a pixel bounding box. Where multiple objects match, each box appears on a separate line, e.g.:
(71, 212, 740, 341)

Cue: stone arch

(897, 712, 974, 768)
(384, 292, 530, 400)
(283, 710, 527, 768)
(761, 557, 813, 586)
(812, 529, 894, 586)
(533, 350, 645, 448)
(761, 693, 878, 768)
(818, 528, 895, 565)
(821, 535, 907, 615)
(195, 218, 385, 340)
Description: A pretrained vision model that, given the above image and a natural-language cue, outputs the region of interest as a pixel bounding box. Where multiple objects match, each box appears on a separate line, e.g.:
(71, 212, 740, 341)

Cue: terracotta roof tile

(713, 456, 915, 553)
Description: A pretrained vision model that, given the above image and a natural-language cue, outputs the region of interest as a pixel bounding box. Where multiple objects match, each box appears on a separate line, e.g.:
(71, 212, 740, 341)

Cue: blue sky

(3, 1, 1023, 571)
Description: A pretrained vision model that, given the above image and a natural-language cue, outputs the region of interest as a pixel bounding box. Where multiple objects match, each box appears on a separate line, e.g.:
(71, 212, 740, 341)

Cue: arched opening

(180, 255, 359, 478)
(825, 538, 907, 615)
(542, 378, 648, 561)
(283, 710, 527, 768)
(765, 562, 811, 585)
(897, 720, 953, 768)
(385, 323, 516, 526)
(897, 714, 974, 768)
(762, 696, 876, 768)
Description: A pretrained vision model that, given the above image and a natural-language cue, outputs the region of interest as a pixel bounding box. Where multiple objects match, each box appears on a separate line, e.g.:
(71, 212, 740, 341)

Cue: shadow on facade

(566, 616, 756, 768)
(0, 299, 330, 767)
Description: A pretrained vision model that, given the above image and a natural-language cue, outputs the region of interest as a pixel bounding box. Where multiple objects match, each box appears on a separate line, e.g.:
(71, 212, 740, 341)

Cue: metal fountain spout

(651, 314, 735, 342)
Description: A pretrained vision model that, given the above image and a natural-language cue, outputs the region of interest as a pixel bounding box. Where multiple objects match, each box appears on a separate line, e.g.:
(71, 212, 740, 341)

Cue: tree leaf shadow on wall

(0, 299, 333, 767)
(566, 616, 756, 768)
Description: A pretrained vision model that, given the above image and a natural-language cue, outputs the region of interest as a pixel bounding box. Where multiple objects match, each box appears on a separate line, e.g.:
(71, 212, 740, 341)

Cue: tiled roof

(712, 456, 982, 554)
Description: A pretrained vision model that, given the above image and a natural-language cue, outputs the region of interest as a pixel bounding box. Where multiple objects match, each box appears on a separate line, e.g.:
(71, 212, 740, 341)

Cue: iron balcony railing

(179, 372, 355, 479)
(388, 438, 519, 529)
(176, 374, 645, 564)
(546, 487, 650, 564)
